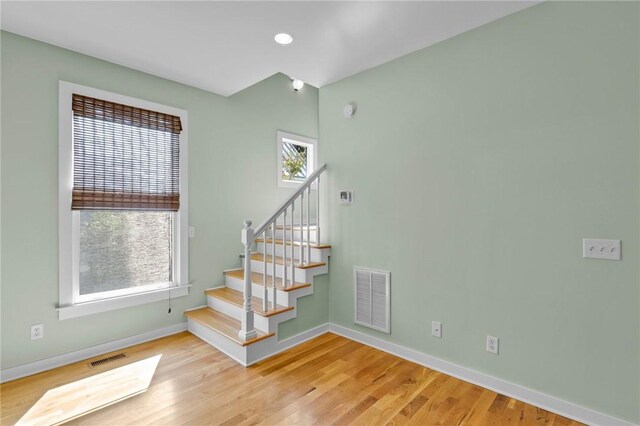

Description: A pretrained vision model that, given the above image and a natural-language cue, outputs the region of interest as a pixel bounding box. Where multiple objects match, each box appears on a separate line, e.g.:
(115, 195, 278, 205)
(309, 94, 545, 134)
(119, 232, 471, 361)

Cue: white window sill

(57, 285, 190, 320)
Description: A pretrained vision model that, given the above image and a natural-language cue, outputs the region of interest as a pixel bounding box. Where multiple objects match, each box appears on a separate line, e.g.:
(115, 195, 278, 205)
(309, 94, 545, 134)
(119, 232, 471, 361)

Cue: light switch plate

(188, 226, 195, 239)
(582, 239, 621, 260)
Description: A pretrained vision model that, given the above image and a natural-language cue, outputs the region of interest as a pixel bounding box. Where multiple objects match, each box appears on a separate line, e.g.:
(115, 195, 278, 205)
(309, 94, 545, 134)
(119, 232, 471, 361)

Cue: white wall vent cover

(354, 267, 390, 334)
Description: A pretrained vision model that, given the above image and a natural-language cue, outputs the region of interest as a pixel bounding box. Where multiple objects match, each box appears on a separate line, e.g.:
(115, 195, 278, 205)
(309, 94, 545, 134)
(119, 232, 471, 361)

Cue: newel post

(239, 220, 257, 340)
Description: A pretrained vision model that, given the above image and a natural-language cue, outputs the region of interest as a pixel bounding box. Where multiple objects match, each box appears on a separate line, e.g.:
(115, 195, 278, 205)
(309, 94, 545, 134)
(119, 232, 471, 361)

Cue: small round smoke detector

(343, 103, 356, 119)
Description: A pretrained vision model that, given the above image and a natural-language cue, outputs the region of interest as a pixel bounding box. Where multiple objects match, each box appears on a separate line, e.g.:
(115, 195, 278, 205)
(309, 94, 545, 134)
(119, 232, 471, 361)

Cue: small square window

(277, 131, 317, 188)
(282, 141, 308, 182)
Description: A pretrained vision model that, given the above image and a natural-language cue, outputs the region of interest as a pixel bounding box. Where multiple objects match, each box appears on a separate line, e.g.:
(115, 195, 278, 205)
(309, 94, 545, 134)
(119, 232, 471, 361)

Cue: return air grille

(89, 352, 127, 367)
(354, 267, 390, 333)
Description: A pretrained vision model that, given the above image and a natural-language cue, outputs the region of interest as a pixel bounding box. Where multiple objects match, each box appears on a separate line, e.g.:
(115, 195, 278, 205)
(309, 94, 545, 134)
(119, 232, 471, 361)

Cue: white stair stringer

(187, 317, 252, 365)
(186, 246, 330, 366)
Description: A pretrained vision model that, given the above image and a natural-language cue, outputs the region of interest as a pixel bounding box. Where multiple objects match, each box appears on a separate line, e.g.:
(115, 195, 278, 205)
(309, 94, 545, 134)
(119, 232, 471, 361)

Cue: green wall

(319, 2, 639, 423)
(0, 31, 326, 369)
(2, 2, 639, 422)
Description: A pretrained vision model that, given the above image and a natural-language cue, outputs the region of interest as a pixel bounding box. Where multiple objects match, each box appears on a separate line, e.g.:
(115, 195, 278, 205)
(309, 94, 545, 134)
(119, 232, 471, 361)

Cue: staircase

(185, 164, 329, 366)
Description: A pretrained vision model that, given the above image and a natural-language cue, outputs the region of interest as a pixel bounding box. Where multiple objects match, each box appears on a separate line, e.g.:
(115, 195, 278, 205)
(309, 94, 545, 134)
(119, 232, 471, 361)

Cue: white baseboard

(248, 323, 331, 365)
(0, 322, 188, 383)
(327, 324, 637, 426)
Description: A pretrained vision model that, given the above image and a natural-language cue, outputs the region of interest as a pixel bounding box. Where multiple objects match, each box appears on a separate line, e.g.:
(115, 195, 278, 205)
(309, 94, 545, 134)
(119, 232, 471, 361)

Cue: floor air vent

(354, 266, 390, 333)
(89, 352, 127, 367)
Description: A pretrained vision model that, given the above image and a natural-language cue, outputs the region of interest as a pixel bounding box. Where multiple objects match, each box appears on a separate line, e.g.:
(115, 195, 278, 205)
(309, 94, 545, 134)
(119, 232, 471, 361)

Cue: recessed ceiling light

(274, 33, 293, 45)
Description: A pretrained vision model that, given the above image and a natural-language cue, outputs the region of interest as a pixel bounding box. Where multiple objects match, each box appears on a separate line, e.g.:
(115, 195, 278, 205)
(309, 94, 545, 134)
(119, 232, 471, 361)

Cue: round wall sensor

(343, 103, 356, 119)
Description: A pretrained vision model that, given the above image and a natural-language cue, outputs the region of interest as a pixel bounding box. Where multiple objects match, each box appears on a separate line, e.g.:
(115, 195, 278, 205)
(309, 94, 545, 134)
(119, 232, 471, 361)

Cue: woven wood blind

(71, 94, 182, 211)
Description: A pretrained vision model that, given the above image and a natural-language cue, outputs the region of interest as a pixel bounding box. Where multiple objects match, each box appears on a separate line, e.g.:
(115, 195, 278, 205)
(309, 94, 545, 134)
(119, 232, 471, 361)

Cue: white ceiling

(1, 1, 538, 97)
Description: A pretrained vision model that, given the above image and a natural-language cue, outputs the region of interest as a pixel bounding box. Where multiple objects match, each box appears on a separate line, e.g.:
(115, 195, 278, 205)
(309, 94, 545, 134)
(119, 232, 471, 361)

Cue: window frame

(58, 81, 189, 320)
(276, 130, 317, 189)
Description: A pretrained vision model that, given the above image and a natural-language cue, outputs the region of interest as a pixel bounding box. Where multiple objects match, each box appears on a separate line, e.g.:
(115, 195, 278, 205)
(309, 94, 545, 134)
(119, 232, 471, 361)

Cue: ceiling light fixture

(274, 33, 293, 45)
(292, 79, 304, 91)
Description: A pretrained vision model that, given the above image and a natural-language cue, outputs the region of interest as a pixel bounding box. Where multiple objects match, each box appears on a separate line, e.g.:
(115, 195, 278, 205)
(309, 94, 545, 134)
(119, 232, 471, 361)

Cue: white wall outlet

(188, 226, 195, 239)
(486, 335, 499, 354)
(431, 321, 442, 338)
(582, 239, 621, 260)
(31, 324, 44, 340)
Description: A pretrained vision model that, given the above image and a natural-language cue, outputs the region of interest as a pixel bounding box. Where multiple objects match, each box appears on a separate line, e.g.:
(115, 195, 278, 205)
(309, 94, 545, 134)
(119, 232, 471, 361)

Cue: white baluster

(300, 192, 304, 265)
(262, 230, 267, 312)
(282, 209, 287, 290)
(290, 201, 295, 288)
(316, 175, 321, 245)
(306, 186, 311, 262)
(271, 222, 276, 309)
(239, 220, 257, 341)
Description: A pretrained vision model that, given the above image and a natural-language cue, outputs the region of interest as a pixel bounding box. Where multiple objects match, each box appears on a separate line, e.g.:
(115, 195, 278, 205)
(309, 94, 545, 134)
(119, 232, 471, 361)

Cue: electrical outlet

(431, 321, 442, 338)
(31, 324, 44, 340)
(486, 335, 499, 354)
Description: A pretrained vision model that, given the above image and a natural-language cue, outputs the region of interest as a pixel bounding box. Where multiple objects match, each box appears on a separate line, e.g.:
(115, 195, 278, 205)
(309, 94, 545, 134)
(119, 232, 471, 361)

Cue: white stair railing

(238, 163, 327, 340)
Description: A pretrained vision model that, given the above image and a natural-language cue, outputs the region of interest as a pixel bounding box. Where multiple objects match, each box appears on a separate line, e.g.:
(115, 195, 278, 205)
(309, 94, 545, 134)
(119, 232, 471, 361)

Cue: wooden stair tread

(185, 307, 274, 346)
(205, 287, 294, 317)
(255, 237, 331, 249)
(250, 253, 326, 270)
(225, 269, 311, 292)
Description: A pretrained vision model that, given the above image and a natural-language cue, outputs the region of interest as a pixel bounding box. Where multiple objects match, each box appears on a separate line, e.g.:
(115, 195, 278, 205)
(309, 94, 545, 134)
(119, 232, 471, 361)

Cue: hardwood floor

(1, 332, 583, 425)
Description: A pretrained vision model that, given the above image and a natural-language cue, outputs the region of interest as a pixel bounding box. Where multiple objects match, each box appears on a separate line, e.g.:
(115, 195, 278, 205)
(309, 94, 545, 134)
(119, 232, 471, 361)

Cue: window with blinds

(59, 82, 189, 316)
(72, 94, 182, 211)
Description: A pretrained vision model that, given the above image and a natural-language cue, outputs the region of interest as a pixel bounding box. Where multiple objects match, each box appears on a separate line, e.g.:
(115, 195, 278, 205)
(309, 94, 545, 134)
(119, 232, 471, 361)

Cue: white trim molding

(327, 324, 637, 426)
(0, 323, 187, 383)
(57, 285, 190, 320)
(249, 323, 331, 366)
(57, 81, 189, 319)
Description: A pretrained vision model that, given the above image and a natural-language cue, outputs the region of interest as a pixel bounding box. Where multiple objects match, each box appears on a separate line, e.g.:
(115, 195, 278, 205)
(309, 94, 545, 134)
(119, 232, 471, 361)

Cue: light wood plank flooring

(0, 332, 583, 425)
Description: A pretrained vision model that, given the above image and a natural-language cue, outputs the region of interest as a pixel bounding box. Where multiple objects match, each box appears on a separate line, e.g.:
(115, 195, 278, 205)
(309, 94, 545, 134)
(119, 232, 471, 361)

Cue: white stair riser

(225, 275, 314, 302)
(206, 294, 298, 334)
(255, 242, 328, 263)
(270, 229, 318, 243)
(225, 275, 294, 306)
(207, 294, 242, 321)
(249, 259, 313, 282)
